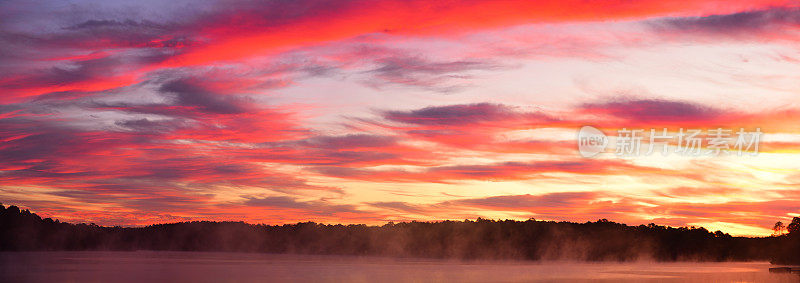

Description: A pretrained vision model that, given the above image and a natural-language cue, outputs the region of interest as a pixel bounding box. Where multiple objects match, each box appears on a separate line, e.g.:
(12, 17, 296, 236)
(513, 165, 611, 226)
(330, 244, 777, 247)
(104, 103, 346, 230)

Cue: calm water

(0, 251, 797, 282)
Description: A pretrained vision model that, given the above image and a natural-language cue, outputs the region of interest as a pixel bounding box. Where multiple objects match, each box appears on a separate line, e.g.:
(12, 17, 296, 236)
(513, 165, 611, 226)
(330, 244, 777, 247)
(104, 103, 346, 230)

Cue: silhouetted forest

(1, 204, 798, 263)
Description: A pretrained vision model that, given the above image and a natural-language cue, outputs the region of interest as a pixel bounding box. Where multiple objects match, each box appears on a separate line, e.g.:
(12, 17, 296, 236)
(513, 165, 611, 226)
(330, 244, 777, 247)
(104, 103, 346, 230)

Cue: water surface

(1, 251, 796, 282)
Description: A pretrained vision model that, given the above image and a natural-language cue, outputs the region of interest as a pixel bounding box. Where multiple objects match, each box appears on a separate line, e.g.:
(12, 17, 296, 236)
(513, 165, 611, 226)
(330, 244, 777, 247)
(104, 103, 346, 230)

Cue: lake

(0, 251, 797, 282)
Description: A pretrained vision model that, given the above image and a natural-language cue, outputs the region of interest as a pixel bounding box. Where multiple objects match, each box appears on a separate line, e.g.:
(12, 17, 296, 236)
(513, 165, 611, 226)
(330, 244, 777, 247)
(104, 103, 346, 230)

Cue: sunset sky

(1, 0, 799, 236)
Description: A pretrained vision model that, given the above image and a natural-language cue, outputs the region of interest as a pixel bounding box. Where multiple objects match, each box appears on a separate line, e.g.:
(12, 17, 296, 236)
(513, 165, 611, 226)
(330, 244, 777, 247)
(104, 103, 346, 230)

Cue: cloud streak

(2, 0, 799, 235)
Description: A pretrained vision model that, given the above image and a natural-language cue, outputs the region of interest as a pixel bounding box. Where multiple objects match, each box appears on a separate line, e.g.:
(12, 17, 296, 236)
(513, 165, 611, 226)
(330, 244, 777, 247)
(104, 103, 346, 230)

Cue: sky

(1, 0, 799, 236)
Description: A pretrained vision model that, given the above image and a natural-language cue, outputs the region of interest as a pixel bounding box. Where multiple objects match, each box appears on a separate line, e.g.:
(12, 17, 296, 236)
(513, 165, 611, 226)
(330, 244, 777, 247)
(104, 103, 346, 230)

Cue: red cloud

(1, 0, 799, 229)
(168, 0, 792, 66)
(578, 98, 800, 133)
(311, 159, 677, 183)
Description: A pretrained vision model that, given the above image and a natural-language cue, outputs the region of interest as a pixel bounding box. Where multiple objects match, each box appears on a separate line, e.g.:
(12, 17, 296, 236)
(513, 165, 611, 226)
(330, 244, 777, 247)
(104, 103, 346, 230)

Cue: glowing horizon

(1, 0, 799, 236)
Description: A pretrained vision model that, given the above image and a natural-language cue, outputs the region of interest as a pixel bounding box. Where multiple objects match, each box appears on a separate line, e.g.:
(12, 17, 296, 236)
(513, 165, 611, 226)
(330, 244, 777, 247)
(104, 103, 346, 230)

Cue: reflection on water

(1, 251, 797, 282)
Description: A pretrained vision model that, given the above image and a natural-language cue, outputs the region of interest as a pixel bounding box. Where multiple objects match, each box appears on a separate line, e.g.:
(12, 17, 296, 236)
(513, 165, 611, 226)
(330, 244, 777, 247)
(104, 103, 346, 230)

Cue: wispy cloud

(2, 0, 799, 235)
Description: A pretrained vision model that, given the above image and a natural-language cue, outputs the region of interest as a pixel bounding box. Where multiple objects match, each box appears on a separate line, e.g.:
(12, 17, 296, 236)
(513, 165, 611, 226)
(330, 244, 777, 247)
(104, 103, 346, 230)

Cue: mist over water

(1, 251, 796, 283)
(5, 206, 800, 263)
(4, 205, 800, 282)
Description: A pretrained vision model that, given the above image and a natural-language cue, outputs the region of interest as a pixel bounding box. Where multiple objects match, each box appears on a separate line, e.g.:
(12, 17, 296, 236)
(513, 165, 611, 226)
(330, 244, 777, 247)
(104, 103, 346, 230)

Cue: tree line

(1, 204, 798, 263)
